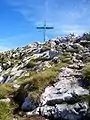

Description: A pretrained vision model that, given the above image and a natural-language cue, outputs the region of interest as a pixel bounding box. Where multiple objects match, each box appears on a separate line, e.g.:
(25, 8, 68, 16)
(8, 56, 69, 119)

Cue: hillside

(0, 32, 90, 120)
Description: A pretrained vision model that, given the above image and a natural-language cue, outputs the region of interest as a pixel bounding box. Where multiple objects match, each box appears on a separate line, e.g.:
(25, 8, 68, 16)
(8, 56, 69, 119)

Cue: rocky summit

(0, 32, 90, 120)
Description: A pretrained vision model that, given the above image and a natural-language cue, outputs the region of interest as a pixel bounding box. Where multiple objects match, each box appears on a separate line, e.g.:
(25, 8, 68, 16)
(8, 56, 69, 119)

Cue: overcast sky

(0, 0, 90, 51)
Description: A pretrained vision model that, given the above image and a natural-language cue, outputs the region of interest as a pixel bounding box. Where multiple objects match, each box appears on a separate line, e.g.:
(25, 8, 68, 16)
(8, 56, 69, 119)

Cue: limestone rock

(39, 67, 89, 120)
(0, 98, 11, 103)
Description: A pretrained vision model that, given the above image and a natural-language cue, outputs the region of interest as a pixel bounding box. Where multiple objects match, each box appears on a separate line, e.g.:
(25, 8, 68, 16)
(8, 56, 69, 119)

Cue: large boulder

(38, 67, 89, 120)
(21, 96, 35, 112)
(42, 49, 58, 60)
(0, 76, 4, 84)
(0, 66, 2, 72)
(37, 102, 88, 120)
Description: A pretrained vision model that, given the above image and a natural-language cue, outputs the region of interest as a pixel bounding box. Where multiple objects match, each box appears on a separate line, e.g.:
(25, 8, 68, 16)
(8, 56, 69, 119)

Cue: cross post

(36, 22, 54, 42)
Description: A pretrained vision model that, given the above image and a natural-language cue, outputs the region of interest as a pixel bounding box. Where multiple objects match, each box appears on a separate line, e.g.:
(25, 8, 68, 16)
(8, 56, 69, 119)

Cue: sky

(0, 0, 90, 51)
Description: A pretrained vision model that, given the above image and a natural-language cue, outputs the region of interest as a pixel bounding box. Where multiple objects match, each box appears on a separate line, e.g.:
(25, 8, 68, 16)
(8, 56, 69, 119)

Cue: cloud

(6, 0, 90, 36)
(6, 0, 46, 22)
(6, 0, 87, 21)
(60, 25, 86, 35)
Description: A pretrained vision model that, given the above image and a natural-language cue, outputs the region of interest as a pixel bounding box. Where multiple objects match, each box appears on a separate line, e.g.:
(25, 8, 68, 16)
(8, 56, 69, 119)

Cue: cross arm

(46, 27, 54, 29)
(36, 27, 45, 29)
(37, 27, 54, 29)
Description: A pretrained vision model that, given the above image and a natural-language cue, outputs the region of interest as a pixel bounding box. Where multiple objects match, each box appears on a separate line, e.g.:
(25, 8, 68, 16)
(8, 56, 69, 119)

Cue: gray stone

(38, 102, 88, 120)
(21, 96, 35, 111)
(39, 67, 89, 119)
(0, 66, 2, 72)
(42, 49, 58, 60)
(0, 76, 4, 84)
(0, 98, 11, 103)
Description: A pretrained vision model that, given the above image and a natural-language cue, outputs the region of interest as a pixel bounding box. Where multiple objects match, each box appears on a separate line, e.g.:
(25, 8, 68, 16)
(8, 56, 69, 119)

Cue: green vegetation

(0, 102, 13, 120)
(14, 62, 68, 100)
(60, 53, 72, 63)
(0, 57, 8, 63)
(78, 95, 90, 102)
(0, 84, 15, 99)
(25, 59, 37, 68)
(80, 41, 90, 48)
(40, 45, 51, 52)
(66, 95, 90, 105)
(82, 62, 90, 83)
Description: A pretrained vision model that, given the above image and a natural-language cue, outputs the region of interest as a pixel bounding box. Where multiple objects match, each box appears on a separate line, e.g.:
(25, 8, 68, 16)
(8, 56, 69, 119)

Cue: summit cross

(36, 21, 54, 42)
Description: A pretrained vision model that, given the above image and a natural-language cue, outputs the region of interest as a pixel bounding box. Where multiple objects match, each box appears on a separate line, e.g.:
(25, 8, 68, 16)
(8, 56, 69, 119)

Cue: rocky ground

(0, 32, 90, 120)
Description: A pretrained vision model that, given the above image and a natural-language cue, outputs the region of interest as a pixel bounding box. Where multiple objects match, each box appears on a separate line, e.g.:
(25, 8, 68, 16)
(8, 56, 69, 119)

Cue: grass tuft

(82, 62, 90, 83)
(0, 84, 15, 99)
(0, 102, 13, 120)
(14, 62, 68, 100)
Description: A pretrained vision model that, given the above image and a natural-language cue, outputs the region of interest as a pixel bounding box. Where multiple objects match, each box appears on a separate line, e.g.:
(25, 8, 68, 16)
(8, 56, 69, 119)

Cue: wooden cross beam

(36, 22, 54, 42)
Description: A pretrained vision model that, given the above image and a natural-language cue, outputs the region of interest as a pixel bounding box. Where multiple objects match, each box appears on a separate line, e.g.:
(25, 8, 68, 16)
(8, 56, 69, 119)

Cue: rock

(75, 54, 83, 60)
(52, 56, 60, 63)
(0, 76, 4, 84)
(0, 98, 11, 103)
(68, 64, 81, 69)
(0, 66, 2, 72)
(11, 64, 20, 73)
(11, 69, 24, 79)
(5, 76, 13, 83)
(34, 61, 50, 72)
(42, 49, 58, 60)
(12, 53, 20, 59)
(38, 102, 88, 120)
(0, 74, 10, 84)
(39, 67, 89, 119)
(13, 84, 20, 89)
(50, 40, 56, 49)
(43, 61, 51, 68)
(0, 32, 90, 119)
(21, 96, 35, 112)
(13, 118, 18, 120)
(86, 108, 90, 118)
(33, 42, 39, 48)
(2, 63, 9, 70)
(40, 68, 89, 105)
(82, 52, 90, 62)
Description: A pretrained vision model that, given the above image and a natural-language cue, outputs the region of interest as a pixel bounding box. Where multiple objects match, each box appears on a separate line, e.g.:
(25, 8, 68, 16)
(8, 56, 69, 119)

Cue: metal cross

(36, 21, 54, 42)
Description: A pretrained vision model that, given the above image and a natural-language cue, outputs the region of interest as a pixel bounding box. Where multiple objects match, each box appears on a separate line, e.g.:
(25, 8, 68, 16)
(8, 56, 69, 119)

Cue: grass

(0, 102, 13, 120)
(60, 53, 72, 63)
(66, 94, 90, 105)
(25, 59, 38, 68)
(40, 45, 51, 52)
(82, 62, 90, 83)
(14, 62, 68, 100)
(0, 57, 9, 63)
(0, 84, 15, 99)
(0, 84, 21, 120)
(80, 41, 90, 47)
(78, 95, 90, 102)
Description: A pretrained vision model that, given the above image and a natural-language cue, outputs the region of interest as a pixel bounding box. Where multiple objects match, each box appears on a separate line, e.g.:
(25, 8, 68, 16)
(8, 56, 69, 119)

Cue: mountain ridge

(0, 32, 90, 120)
